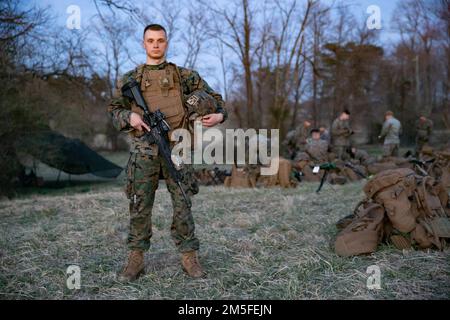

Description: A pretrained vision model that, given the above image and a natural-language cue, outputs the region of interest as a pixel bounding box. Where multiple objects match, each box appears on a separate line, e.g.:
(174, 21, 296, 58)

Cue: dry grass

(0, 180, 449, 300)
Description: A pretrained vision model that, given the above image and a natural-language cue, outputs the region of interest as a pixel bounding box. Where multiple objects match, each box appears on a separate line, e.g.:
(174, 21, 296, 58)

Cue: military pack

(334, 168, 450, 256)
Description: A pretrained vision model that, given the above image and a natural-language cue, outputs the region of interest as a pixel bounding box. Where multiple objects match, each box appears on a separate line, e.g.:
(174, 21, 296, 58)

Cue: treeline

(211, 0, 449, 145)
(0, 0, 449, 195)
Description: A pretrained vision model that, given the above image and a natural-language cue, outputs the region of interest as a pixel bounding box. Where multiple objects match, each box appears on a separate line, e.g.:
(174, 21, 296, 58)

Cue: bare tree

(199, 0, 260, 128)
(269, 0, 314, 132)
(393, 0, 442, 114)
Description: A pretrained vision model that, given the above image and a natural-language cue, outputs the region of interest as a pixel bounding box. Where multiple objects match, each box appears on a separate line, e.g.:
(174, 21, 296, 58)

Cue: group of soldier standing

(284, 109, 434, 164)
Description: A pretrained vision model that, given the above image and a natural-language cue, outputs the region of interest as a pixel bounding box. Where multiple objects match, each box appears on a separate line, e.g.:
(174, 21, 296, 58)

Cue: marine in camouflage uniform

(349, 147, 375, 167)
(415, 116, 433, 157)
(379, 111, 402, 158)
(284, 120, 312, 159)
(305, 131, 329, 164)
(108, 61, 227, 280)
(331, 112, 353, 161)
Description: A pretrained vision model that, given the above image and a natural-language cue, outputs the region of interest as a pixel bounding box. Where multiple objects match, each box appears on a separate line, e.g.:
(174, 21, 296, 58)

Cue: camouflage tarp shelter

(14, 130, 123, 178)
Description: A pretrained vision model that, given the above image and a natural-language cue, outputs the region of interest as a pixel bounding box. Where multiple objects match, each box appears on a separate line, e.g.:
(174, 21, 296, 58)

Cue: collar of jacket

(143, 61, 168, 70)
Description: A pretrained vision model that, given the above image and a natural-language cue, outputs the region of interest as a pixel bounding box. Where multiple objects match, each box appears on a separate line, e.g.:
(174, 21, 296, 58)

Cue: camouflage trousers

(125, 152, 200, 253)
(383, 143, 399, 157)
(415, 138, 429, 157)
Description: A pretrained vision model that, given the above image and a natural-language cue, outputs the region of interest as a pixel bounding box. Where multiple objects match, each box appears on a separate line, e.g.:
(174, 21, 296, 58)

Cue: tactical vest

(130, 63, 187, 139)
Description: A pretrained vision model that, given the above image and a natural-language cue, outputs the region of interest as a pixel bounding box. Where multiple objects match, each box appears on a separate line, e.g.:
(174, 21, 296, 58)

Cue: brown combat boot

(181, 251, 205, 278)
(117, 250, 145, 283)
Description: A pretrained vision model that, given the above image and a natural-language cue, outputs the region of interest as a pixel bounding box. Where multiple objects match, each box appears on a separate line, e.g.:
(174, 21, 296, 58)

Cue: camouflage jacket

(416, 119, 433, 141)
(331, 118, 352, 146)
(380, 117, 402, 145)
(306, 138, 329, 163)
(352, 149, 374, 166)
(107, 61, 227, 154)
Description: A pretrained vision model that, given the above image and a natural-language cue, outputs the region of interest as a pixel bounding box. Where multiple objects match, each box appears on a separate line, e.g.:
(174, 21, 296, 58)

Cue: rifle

(315, 162, 337, 193)
(206, 167, 231, 185)
(292, 169, 303, 182)
(121, 78, 191, 208)
(344, 162, 367, 179)
(214, 167, 231, 183)
(409, 158, 434, 176)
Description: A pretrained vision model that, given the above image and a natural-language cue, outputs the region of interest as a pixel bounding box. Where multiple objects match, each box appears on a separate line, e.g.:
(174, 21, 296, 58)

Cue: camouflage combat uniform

(351, 149, 374, 167)
(108, 61, 227, 253)
(331, 118, 352, 160)
(320, 129, 331, 144)
(284, 124, 311, 159)
(305, 138, 329, 163)
(415, 118, 433, 156)
(379, 117, 402, 157)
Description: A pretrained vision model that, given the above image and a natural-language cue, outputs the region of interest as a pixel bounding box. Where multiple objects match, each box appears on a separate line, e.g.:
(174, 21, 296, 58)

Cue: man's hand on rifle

(202, 113, 223, 127)
(130, 112, 150, 132)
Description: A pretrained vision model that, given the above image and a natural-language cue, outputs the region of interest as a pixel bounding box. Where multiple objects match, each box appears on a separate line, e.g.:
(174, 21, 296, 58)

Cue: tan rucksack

(412, 176, 450, 249)
(226, 165, 255, 188)
(335, 203, 385, 257)
(363, 168, 418, 233)
(257, 157, 297, 188)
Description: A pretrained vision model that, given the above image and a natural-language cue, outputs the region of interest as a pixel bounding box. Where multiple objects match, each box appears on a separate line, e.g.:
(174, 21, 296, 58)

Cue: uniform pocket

(125, 153, 137, 199)
(182, 165, 199, 196)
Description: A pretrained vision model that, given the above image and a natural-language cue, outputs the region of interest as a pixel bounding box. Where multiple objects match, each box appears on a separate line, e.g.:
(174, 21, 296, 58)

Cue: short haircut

(310, 128, 320, 135)
(385, 110, 394, 116)
(143, 24, 167, 38)
(343, 109, 351, 115)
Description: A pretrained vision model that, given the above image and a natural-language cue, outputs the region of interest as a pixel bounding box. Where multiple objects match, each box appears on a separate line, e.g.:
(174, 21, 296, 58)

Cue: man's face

(340, 113, 349, 121)
(143, 29, 168, 60)
(304, 121, 311, 127)
(319, 127, 325, 133)
(312, 132, 321, 140)
(420, 116, 426, 122)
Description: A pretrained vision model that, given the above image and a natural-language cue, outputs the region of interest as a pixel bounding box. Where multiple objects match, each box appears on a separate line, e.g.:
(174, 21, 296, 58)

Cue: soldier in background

(378, 110, 402, 157)
(347, 146, 375, 167)
(306, 129, 329, 163)
(319, 126, 330, 144)
(284, 119, 312, 160)
(415, 114, 433, 157)
(331, 110, 353, 160)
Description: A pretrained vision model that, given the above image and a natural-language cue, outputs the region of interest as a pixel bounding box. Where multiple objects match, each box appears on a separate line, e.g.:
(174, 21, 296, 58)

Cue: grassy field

(1, 178, 449, 300)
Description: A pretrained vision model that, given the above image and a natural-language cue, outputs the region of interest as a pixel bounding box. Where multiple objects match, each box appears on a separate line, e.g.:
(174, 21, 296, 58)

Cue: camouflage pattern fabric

(415, 119, 433, 156)
(331, 118, 352, 147)
(305, 138, 329, 163)
(380, 117, 402, 145)
(108, 61, 227, 253)
(185, 90, 219, 120)
(108, 61, 227, 136)
(125, 152, 199, 252)
(383, 143, 400, 157)
(283, 124, 310, 159)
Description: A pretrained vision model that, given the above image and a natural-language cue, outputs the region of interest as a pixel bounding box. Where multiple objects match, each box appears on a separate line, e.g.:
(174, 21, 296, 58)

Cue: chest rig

(130, 63, 187, 139)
